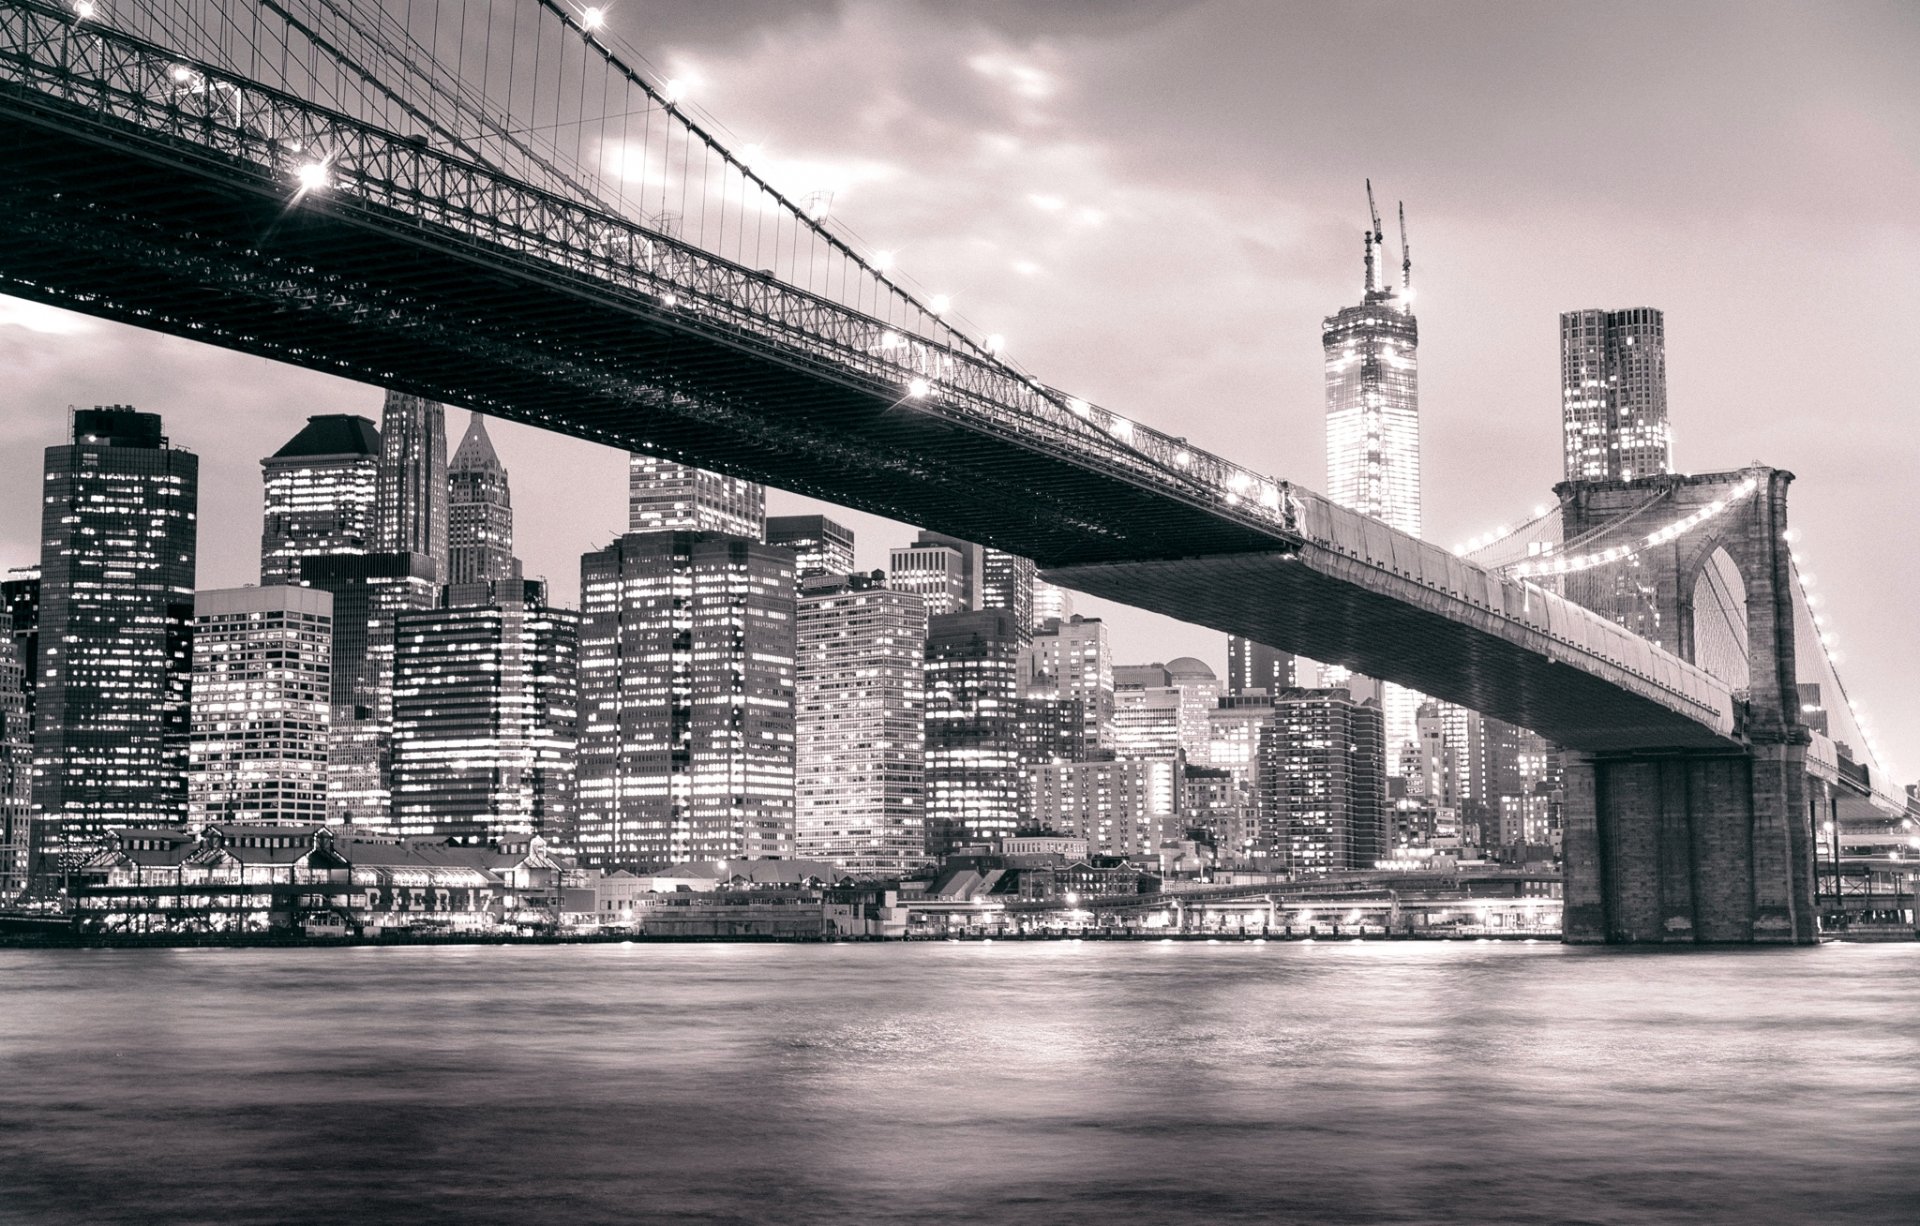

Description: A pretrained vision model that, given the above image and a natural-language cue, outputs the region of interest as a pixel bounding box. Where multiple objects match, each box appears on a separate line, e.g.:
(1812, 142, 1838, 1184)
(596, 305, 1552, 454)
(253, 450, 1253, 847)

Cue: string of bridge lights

(1500, 477, 1761, 581)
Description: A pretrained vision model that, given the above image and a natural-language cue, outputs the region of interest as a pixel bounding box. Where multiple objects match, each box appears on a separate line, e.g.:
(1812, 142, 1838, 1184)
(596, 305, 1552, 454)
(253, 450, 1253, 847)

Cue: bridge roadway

(0, 0, 1734, 754)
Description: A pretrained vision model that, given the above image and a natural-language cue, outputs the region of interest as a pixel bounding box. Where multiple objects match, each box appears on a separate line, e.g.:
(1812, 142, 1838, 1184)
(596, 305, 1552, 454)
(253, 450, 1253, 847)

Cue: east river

(2, 941, 1917, 1225)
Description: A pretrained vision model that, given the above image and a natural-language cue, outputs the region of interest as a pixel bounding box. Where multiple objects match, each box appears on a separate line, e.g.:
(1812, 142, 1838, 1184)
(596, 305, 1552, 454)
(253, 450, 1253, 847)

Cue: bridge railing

(0, 0, 1302, 547)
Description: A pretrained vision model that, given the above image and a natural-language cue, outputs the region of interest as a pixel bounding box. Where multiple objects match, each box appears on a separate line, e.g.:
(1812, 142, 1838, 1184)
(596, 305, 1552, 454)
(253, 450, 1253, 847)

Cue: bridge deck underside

(0, 86, 1277, 570)
(1047, 554, 1741, 753)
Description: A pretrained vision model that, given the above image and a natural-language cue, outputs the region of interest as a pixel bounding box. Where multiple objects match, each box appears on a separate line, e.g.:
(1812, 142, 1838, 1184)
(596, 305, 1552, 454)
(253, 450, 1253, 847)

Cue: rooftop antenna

(1398, 200, 1412, 293)
(1364, 179, 1385, 294)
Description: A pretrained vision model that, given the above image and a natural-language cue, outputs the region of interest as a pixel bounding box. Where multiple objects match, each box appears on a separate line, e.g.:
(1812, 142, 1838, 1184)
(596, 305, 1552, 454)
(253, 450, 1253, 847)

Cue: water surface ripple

(2, 941, 1916, 1224)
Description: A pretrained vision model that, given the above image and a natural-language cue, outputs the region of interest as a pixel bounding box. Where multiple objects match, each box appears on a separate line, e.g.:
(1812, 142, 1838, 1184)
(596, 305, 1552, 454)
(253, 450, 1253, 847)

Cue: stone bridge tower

(1551, 467, 1818, 944)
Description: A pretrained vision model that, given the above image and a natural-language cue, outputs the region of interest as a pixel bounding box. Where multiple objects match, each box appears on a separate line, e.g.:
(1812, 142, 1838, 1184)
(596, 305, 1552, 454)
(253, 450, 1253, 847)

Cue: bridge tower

(1553, 467, 1818, 943)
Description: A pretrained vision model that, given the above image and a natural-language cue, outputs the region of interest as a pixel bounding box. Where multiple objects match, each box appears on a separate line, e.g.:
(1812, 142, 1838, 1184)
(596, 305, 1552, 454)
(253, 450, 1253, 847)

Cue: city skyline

(0, 1, 1912, 775)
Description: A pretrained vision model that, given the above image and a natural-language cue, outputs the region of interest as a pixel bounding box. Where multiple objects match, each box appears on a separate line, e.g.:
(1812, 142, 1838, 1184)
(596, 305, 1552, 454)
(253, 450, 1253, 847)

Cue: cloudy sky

(1, 0, 1915, 776)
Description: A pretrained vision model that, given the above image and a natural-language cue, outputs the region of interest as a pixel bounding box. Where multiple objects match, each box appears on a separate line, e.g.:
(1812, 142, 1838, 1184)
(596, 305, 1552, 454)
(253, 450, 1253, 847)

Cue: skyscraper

(1227, 636, 1294, 697)
(981, 549, 1037, 640)
(0, 611, 29, 899)
(577, 532, 795, 868)
(301, 551, 440, 827)
(447, 412, 520, 586)
(627, 455, 765, 539)
(188, 586, 333, 828)
(766, 514, 856, 579)
(391, 580, 578, 846)
(1561, 308, 1671, 483)
(1020, 615, 1114, 749)
(2, 568, 39, 727)
(1259, 688, 1387, 873)
(1322, 190, 1420, 765)
(923, 609, 1023, 857)
(795, 573, 926, 875)
(259, 414, 380, 586)
(32, 408, 198, 872)
(373, 391, 448, 577)
(1031, 579, 1073, 627)
(888, 535, 975, 616)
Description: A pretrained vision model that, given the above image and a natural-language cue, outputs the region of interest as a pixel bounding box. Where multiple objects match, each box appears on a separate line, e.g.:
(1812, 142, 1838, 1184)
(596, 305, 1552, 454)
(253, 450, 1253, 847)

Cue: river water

(2, 941, 1917, 1224)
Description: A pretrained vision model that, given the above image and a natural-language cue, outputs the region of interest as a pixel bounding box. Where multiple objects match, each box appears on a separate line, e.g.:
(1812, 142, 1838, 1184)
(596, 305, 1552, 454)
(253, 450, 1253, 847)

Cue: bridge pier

(1563, 745, 1818, 944)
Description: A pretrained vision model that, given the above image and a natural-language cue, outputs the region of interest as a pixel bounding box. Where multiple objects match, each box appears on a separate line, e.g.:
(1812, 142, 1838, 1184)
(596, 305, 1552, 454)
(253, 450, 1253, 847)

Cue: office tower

(766, 514, 855, 579)
(1206, 695, 1274, 860)
(1113, 682, 1182, 759)
(188, 586, 333, 828)
(794, 573, 927, 875)
(1486, 717, 1553, 847)
(447, 412, 520, 586)
(1183, 764, 1256, 866)
(32, 407, 198, 873)
(916, 532, 982, 607)
(888, 535, 973, 616)
(1013, 694, 1088, 766)
(1031, 579, 1073, 626)
(1023, 753, 1181, 858)
(301, 552, 440, 826)
(259, 414, 380, 586)
(373, 391, 448, 576)
(923, 609, 1022, 857)
(391, 579, 578, 846)
(1020, 615, 1114, 748)
(1259, 689, 1387, 874)
(2, 569, 38, 726)
(577, 533, 795, 868)
(1323, 192, 1421, 765)
(1227, 636, 1294, 696)
(981, 549, 1036, 639)
(628, 454, 764, 539)
(1561, 308, 1671, 483)
(0, 612, 28, 899)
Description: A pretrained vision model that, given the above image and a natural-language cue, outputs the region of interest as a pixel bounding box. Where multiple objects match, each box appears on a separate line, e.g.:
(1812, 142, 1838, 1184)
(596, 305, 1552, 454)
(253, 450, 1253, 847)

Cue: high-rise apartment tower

(1560, 308, 1671, 482)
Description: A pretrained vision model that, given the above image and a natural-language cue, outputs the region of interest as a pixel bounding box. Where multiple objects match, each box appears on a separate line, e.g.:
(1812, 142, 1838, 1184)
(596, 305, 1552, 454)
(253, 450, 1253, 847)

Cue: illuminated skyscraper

(1227, 636, 1294, 696)
(301, 551, 440, 827)
(0, 611, 28, 899)
(373, 391, 448, 577)
(391, 580, 578, 846)
(627, 455, 765, 539)
(1019, 615, 1114, 748)
(795, 573, 926, 875)
(188, 585, 333, 828)
(1259, 689, 1387, 874)
(259, 414, 380, 586)
(1560, 308, 1671, 482)
(888, 533, 976, 616)
(1023, 754, 1180, 858)
(32, 408, 198, 873)
(766, 515, 855, 579)
(577, 533, 795, 868)
(981, 549, 1037, 640)
(2, 568, 39, 728)
(447, 412, 520, 586)
(923, 609, 1022, 856)
(1322, 190, 1420, 764)
(1031, 579, 1072, 627)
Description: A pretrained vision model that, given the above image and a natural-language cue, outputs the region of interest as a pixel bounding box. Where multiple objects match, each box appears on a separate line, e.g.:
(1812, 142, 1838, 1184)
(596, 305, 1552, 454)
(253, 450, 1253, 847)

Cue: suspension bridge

(0, 0, 1900, 943)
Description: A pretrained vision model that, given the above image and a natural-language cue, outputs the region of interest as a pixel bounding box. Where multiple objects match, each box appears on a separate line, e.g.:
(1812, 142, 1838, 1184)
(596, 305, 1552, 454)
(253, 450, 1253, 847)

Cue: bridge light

(294, 161, 330, 192)
(906, 377, 930, 399)
(73, 0, 96, 18)
(662, 77, 685, 103)
(872, 250, 894, 270)
(581, 6, 606, 29)
(928, 293, 951, 315)
(984, 333, 1004, 354)
(1066, 398, 1090, 418)
(1173, 450, 1190, 468)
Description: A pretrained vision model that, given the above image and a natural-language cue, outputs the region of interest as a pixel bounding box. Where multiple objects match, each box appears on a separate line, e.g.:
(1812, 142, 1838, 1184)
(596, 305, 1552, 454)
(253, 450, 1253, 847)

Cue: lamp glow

(906, 378, 930, 399)
(294, 161, 330, 192)
(581, 6, 605, 29)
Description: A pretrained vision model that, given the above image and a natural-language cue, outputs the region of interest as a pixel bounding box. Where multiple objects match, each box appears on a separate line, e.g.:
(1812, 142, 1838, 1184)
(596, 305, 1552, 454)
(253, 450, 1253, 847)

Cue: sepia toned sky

(0, 0, 1915, 776)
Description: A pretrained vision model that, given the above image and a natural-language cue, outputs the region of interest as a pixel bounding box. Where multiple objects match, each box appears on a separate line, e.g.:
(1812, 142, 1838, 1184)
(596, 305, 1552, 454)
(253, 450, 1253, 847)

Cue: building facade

(923, 609, 1023, 857)
(794, 574, 926, 875)
(188, 585, 333, 828)
(0, 611, 29, 898)
(259, 414, 380, 586)
(301, 551, 441, 827)
(391, 580, 579, 846)
(577, 532, 795, 868)
(1020, 615, 1114, 749)
(1561, 307, 1670, 483)
(446, 412, 520, 587)
(1023, 753, 1181, 859)
(1258, 689, 1387, 874)
(888, 537, 973, 617)
(766, 514, 856, 579)
(373, 391, 448, 577)
(627, 455, 765, 539)
(32, 407, 198, 873)
(1227, 636, 1294, 697)
(981, 549, 1036, 640)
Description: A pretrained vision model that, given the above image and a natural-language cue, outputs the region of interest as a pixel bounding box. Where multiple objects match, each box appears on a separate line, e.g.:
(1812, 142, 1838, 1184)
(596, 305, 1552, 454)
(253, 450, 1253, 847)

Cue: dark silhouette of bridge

(0, 0, 1896, 942)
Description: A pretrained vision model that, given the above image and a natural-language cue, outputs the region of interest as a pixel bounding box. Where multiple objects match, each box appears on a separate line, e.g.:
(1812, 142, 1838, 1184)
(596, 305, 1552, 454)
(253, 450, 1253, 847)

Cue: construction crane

(1399, 200, 1412, 292)
(1363, 179, 1385, 293)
